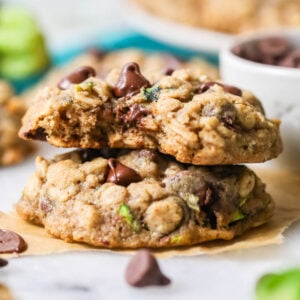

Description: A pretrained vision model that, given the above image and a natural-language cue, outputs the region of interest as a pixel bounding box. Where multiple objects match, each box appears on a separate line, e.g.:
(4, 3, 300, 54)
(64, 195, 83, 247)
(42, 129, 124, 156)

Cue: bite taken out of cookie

(19, 63, 282, 165)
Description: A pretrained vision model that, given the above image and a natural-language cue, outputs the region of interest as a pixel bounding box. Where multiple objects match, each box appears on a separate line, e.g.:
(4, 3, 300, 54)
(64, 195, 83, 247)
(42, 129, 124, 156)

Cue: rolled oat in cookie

(20, 66, 282, 165)
(16, 149, 274, 249)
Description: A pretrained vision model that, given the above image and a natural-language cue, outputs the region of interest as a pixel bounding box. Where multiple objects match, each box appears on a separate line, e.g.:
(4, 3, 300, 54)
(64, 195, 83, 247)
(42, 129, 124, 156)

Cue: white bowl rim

(221, 28, 300, 77)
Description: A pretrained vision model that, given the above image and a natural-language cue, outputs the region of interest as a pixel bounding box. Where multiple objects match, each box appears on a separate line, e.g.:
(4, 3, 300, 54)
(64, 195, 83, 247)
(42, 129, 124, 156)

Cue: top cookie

(19, 64, 282, 165)
(23, 48, 218, 104)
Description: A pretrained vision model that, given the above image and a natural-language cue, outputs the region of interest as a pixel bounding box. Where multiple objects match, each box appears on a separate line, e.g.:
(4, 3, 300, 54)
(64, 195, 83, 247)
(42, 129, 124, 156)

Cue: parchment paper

(1, 168, 300, 258)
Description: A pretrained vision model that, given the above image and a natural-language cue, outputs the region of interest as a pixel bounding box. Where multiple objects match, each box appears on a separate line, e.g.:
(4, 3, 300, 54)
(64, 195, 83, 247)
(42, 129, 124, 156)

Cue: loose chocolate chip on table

(113, 62, 151, 98)
(0, 258, 8, 267)
(0, 229, 27, 254)
(106, 158, 142, 186)
(125, 249, 171, 287)
(58, 66, 96, 90)
(197, 82, 242, 97)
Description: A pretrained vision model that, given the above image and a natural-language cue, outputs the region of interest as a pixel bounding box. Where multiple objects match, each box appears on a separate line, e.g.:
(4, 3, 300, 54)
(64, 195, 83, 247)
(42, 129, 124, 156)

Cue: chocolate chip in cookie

(123, 104, 150, 126)
(106, 158, 142, 186)
(197, 82, 242, 97)
(27, 127, 47, 141)
(58, 66, 96, 90)
(113, 62, 151, 98)
(125, 249, 171, 287)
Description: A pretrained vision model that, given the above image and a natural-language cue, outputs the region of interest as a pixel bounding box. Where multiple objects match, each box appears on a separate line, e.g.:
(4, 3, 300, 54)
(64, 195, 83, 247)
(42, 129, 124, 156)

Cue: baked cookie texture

(19, 67, 282, 165)
(16, 149, 274, 248)
(0, 81, 33, 166)
(132, 0, 300, 34)
(23, 48, 218, 103)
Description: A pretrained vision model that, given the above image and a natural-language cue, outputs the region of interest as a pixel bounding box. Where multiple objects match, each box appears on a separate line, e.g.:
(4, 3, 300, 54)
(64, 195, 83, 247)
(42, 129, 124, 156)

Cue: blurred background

(2, 0, 300, 92)
(1, 0, 124, 52)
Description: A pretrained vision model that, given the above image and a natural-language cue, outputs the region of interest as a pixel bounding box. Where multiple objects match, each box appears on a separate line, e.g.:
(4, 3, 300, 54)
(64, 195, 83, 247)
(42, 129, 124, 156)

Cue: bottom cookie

(17, 149, 274, 248)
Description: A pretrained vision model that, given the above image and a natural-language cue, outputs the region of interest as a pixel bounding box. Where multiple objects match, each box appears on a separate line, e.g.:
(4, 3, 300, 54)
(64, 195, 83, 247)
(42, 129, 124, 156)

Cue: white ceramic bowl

(220, 29, 300, 173)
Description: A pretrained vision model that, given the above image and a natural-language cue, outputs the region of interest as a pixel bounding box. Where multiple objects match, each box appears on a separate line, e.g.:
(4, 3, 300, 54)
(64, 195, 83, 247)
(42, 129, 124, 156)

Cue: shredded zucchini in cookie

(118, 204, 140, 233)
(143, 86, 161, 101)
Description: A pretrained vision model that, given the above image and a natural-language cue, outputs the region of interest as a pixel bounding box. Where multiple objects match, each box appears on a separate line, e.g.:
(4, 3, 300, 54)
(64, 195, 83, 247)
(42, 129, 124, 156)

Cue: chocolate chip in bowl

(232, 36, 295, 67)
(220, 29, 300, 173)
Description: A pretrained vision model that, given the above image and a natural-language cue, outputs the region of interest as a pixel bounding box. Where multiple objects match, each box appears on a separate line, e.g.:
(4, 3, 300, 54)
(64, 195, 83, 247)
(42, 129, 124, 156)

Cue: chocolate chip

(231, 36, 300, 68)
(0, 258, 8, 267)
(0, 229, 27, 254)
(58, 66, 96, 90)
(161, 54, 182, 75)
(257, 37, 291, 58)
(87, 48, 106, 59)
(26, 127, 47, 141)
(220, 103, 238, 128)
(197, 82, 242, 97)
(202, 102, 238, 130)
(278, 49, 300, 68)
(232, 42, 261, 63)
(123, 104, 150, 125)
(125, 249, 171, 287)
(164, 68, 174, 75)
(106, 158, 142, 186)
(39, 197, 54, 214)
(113, 62, 151, 98)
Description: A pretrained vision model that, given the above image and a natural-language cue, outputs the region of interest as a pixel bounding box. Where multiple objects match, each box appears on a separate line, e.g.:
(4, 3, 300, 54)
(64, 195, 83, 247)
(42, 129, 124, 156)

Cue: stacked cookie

(17, 61, 282, 248)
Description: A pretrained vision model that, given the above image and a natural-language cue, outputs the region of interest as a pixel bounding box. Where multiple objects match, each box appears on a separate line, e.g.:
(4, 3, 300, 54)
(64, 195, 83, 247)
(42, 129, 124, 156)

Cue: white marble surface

(1, 1, 300, 299)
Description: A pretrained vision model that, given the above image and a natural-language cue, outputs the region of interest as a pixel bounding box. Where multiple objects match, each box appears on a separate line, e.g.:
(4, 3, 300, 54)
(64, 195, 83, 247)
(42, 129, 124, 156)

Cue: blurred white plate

(123, 0, 234, 53)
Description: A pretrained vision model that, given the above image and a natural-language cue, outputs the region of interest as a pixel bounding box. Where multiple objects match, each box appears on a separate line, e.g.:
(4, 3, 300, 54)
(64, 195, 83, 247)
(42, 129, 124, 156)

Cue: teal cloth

(11, 30, 218, 93)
